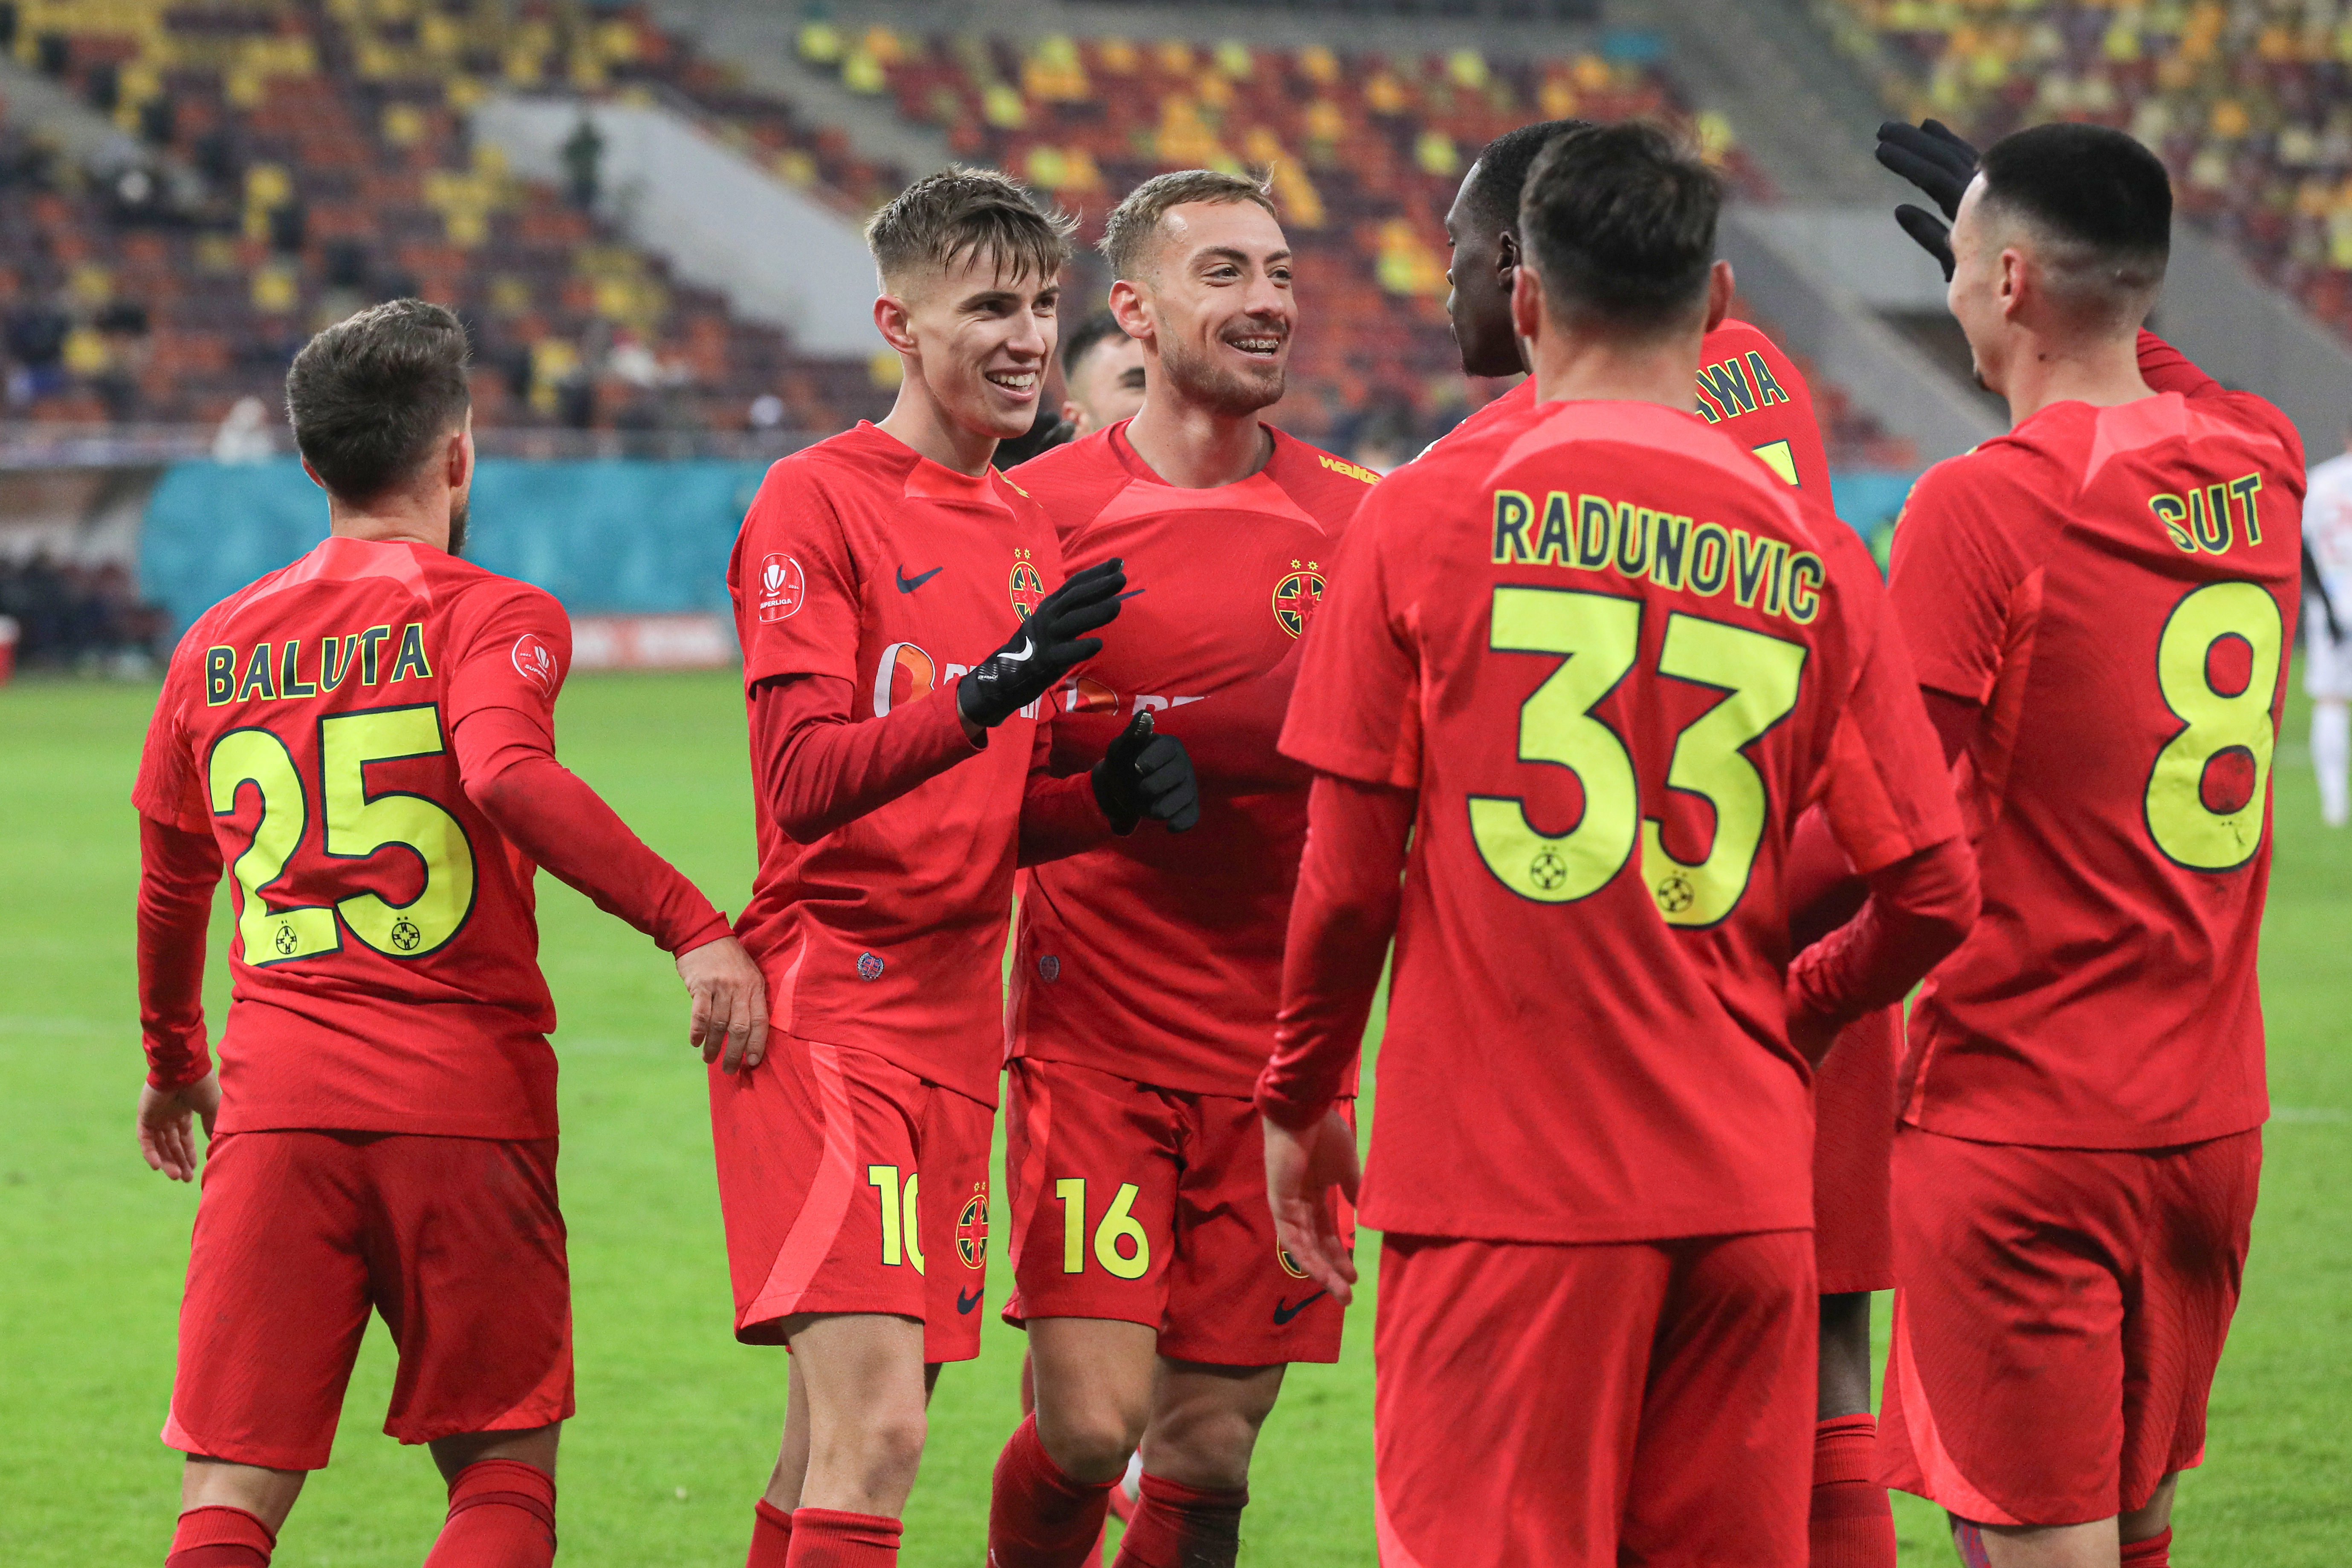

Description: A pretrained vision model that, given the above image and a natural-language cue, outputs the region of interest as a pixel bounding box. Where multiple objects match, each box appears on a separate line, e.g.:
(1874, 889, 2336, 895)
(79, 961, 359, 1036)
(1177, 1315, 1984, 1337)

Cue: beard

(1158, 331, 1285, 417)
(446, 497, 469, 557)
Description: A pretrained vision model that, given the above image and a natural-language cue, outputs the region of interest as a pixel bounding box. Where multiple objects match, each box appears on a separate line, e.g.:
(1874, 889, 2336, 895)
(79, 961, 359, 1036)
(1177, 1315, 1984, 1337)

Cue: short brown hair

(1099, 169, 1278, 280)
(865, 167, 1076, 290)
(285, 298, 472, 502)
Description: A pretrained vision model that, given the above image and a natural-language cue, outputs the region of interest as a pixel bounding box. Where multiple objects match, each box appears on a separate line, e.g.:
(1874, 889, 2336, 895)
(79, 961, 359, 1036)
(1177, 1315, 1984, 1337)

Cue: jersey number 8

(206, 704, 479, 965)
(2145, 580, 2283, 871)
(1469, 586, 1807, 926)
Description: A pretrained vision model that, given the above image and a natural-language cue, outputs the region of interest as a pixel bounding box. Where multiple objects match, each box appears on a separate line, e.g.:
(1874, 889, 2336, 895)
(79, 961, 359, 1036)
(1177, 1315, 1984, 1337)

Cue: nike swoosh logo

(896, 565, 943, 593)
(1273, 1290, 1328, 1325)
(1000, 636, 1035, 663)
(957, 1286, 984, 1314)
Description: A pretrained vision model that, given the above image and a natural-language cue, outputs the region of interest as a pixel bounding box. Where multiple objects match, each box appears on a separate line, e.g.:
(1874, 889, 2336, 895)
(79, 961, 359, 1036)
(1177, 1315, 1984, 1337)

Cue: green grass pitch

(1, 669, 2343, 1565)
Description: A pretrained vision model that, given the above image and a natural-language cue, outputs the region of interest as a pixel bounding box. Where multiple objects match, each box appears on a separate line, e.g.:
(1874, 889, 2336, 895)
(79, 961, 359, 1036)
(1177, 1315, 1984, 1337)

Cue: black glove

(957, 558, 1128, 730)
(1091, 709, 1201, 834)
(1875, 119, 1980, 281)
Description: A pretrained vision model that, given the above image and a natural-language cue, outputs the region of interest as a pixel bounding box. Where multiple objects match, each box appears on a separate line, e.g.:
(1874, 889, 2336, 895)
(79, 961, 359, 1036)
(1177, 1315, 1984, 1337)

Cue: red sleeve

(452, 707, 731, 955)
(1814, 552, 1966, 873)
(1019, 714, 1119, 865)
(444, 582, 570, 746)
(1051, 637, 1311, 793)
(2136, 330, 2222, 398)
(130, 642, 211, 833)
(137, 814, 220, 1092)
(1277, 483, 1423, 787)
(1255, 772, 1415, 1129)
(1784, 804, 1864, 949)
(1785, 835, 1978, 1053)
(750, 673, 981, 844)
(735, 466, 864, 688)
(1885, 456, 2036, 706)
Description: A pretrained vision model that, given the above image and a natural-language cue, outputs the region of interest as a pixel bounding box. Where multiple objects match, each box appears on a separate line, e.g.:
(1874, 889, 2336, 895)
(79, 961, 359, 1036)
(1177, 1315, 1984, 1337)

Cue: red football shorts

(165, 1130, 573, 1471)
(1373, 1229, 1816, 1568)
(709, 1032, 994, 1361)
(1878, 1125, 2260, 1526)
(1812, 1006, 1898, 1295)
(1001, 1056, 1350, 1365)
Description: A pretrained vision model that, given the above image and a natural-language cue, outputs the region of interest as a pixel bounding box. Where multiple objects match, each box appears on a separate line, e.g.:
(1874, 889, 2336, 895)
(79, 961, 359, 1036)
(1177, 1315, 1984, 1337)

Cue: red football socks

(166, 1506, 275, 1568)
(1808, 1414, 1896, 1568)
(989, 1414, 1119, 1568)
(2121, 1527, 2173, 1566)
(421, 1458, 556, 1568)
(746, 1498, 795, 1567)
(786, 1507, 901, 1566)
(1108, 1473, 1246, 1568)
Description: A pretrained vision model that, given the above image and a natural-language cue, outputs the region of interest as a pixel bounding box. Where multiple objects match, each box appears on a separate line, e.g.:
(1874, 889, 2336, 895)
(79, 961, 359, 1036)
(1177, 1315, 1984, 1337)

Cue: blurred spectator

(747, 392, 787, 431)
(213, 396, 276, 462)
(0, 553, 165, 669)
(563, 114, 605, 212)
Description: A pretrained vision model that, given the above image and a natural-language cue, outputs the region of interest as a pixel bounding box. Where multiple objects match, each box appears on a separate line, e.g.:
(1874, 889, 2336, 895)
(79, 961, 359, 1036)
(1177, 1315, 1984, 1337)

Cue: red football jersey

(729, 421, 1064, 1105)
(1281, 397, 1957, 1244)
(132, 536, 576, 1138)
(1424, 319, 1832, 495)
(1005, 422, 1377, 1094)
(1889, 364, 2304, 1149)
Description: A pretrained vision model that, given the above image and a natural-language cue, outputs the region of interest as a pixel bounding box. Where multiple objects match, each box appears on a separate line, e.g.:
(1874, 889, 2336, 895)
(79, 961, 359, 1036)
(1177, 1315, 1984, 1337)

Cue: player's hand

(678, 935, 770, 1074)
(137, 1070, 220, 1183)
(1091, 710, 1202, 834)
(1264, 1108, 1360, 1305)
(957, 559, 1128, 730)
(1875, 119, 1979, 281)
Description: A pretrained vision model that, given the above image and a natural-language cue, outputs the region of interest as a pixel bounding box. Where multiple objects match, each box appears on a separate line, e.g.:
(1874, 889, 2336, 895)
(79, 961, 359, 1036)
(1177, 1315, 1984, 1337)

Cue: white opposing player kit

(2303, 451, 2352, 827)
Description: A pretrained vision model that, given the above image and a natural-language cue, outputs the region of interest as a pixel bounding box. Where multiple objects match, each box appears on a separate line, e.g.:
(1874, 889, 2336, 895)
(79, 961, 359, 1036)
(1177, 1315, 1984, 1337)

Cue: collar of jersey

(246, 534, 434, 614)
(1092, 421, 1321, 531)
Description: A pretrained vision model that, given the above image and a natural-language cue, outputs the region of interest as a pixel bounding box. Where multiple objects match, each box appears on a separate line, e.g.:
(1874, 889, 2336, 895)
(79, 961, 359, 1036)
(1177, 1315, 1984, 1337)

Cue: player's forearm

(2137, 330, 2222, 398)
(1256, 773, 1414, 1130)
(460, 745, 732, 956)
(136, 815, 220, 1092)
(1018, 770, 1118, 865)
(1786, 834, 1979, 1041)
(752, 674, 981, 843)
(1785, 804, 1866, 950)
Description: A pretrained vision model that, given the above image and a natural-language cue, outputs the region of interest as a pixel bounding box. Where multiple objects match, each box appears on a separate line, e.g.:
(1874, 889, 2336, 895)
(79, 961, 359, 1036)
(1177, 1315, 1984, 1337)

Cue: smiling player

(1438, 118, 1908, 1566)
(985, 169, 1375, 1568)
(714, 169, 1195, 1568)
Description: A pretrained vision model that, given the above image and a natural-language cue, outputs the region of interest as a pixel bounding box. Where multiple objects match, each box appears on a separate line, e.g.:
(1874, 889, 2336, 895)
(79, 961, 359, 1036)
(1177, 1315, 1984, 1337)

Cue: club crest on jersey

(857, 952, 885, 981)
(956, 1184, 989, 1268)
(1277, 1244, 1311, 1280)
(1273, 560, 1325, 639)
(511, 633, 557, 696)
(757, 553, 806, 623)
(871, 642, 936, 717)
(1009, 550, 1046, 620)
(1038, 954, 1061, 983)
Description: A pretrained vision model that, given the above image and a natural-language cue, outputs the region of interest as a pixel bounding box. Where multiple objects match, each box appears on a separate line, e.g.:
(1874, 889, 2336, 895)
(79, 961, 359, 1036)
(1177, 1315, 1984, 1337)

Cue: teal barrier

(142, 457, 1924, 636)
(142, 457, 772, 636)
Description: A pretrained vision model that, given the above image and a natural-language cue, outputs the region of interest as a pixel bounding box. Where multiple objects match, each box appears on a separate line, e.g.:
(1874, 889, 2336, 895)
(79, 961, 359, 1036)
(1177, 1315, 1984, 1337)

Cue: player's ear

(1702, 260, 1735, 334)
(1997, 246, 2028, 321)
(1061, 399, 1087, 435)
(300, 456, 326, 492)
(1510, 261, 1545, 346)
(446, 415, 473, 492)
(1494, 227, 1519, 287)
(1108, 278, 1153, 350)
(872, 292, 920, 356)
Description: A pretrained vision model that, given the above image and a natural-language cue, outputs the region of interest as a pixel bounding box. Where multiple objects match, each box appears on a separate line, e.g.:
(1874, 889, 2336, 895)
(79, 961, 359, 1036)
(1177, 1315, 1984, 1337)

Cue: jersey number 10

(206, 703, 480, 965)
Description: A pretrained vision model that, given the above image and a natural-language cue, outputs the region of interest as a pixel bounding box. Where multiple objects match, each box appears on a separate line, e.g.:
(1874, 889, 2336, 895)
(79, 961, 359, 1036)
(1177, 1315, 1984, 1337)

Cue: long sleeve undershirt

(1255, 773, 1415, 1130)
(137, 815, 222, 1093)
(748, 674, 1114, 868)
